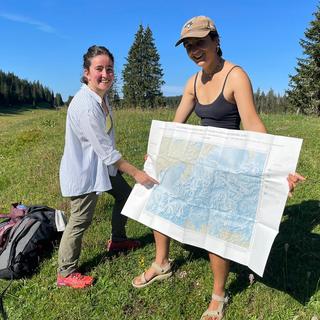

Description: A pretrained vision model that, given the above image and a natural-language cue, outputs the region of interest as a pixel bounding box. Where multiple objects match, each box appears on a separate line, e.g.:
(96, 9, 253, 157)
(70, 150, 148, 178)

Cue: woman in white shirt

(57, 45, 158, 289)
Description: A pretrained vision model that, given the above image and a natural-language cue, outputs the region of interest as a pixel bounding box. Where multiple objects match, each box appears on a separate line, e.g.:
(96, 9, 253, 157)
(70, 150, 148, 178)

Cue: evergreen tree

(54, 93, 64, 107)
(254, 88, 289, 114)
(162, 95, 182, 108)
(0, 70, 54, 109)
(51, 91, 55, 105)
(108, 74, 121, 108)
(287, 4, 320, 115)
(122, 24, 164, 108)
(122, 25, 145, 108)
(142, 26, 165, 108)
(66, 95, 73, 106)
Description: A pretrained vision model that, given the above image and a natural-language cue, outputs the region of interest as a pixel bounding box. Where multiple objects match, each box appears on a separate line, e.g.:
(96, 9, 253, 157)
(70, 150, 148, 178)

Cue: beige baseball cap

(175, 16, 217, 47)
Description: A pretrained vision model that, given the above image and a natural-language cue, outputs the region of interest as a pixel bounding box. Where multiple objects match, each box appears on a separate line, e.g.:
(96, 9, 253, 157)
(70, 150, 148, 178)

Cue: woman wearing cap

(132, 17, 304, 320)
(57, 45, 158, 289)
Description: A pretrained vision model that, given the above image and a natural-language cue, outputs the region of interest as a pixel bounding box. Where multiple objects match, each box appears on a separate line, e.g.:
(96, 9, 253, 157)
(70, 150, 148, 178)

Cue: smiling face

(84, 54, 114, 97)
(183, 35, 218, 68)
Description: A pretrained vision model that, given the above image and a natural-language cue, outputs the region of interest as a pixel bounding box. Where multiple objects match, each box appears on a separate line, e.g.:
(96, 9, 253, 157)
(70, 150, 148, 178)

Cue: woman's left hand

(287, 172, 306, 197)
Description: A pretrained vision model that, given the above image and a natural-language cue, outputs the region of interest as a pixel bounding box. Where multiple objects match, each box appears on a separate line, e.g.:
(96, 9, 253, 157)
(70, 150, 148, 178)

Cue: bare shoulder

(184, 73, 198, 96)
(186, 73, 198, 87)
(224, 64, 252, 92)
(174, 74, 198, 122)
(228, 64, 250, 81)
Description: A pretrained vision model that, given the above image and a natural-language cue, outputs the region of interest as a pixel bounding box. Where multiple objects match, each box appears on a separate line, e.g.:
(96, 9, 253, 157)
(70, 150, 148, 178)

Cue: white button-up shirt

(59, 84, 122, 197)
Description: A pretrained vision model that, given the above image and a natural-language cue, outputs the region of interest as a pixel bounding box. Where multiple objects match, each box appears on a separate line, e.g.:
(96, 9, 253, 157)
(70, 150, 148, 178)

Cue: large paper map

(122, 121, 302, 276)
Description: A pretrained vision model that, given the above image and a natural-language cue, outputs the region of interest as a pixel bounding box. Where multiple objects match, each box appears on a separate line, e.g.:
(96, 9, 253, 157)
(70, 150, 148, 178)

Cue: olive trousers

(57, 173, 131, 276)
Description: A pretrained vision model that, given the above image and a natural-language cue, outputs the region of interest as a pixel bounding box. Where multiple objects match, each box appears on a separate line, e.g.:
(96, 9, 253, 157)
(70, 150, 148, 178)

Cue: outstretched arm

(115, 159, 158, 187)
(174, 75, 196, 123)
(231, 67, 266, 133)
(231, 67, 305, 195)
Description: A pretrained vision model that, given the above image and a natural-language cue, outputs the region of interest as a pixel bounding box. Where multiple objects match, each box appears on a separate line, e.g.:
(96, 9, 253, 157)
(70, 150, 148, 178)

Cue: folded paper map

(122, 120, 302, 276)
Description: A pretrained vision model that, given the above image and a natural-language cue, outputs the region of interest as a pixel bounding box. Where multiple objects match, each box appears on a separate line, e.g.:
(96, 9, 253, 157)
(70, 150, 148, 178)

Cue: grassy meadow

(0, 107, 319, 320)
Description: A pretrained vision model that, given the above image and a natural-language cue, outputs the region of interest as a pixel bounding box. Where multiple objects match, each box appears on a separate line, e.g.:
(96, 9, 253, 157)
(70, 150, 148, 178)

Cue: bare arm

(230, 68, 267, 133)
(230, 68, 305, 193)
(115, 159, 158, 186)
(173, 75, 196, 123)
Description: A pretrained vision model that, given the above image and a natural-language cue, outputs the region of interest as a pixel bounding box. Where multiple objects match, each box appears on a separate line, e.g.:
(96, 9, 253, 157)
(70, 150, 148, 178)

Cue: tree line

(1, 3, 318, 115)
(0, 70, 53, 108)
(0, 70, 64, 109)
(111, 89, 291, 114)
(162, 90, 291, 114)
(0, 68, 300, 115)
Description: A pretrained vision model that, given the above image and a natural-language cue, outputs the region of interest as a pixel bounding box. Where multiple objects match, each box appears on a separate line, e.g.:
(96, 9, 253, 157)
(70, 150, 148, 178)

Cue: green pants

(58, 173, 131, 276)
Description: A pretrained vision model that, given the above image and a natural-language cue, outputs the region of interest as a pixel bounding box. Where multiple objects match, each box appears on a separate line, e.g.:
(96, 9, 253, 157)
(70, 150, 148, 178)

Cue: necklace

(202, 59, 224, 79)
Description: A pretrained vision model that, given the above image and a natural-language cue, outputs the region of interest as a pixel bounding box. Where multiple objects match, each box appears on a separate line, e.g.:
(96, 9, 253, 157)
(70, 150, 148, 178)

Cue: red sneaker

(57, 273, 94, 289)
(106, 239, 141, 252)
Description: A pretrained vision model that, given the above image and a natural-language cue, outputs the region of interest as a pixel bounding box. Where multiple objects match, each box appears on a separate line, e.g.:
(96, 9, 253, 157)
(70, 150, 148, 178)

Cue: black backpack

(0, 205, 61, 280)
(0, 205, 63, 319)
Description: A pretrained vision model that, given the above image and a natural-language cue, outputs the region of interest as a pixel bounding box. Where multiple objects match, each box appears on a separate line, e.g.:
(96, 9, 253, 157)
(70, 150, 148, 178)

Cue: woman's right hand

(115, 159, 158, 188)
(133, 170, 159, 188)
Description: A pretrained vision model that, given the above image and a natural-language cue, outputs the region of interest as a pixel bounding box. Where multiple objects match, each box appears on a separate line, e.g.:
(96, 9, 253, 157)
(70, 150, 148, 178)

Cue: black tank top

(194, 66, 241, 130)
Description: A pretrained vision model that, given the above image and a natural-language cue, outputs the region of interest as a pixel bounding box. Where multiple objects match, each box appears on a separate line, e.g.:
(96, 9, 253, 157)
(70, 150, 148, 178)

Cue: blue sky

(0, 0, 318, 100)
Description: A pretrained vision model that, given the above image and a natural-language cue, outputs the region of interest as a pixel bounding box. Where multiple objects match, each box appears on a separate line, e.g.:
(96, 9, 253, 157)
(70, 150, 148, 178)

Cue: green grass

(0, 108, 319, 319)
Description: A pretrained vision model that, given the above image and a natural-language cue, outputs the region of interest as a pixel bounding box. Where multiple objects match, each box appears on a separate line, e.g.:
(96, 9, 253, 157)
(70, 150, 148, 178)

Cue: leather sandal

(200, 293, 229, 320)
(132, 261, 172, 289)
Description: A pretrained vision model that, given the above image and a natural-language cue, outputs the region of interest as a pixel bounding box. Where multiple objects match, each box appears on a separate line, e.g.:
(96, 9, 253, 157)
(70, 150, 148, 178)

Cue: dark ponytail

(209, 31, 223, 57)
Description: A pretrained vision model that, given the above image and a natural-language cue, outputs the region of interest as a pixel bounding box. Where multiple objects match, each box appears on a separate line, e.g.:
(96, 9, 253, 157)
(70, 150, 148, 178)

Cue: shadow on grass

(169, 200, 320, 305)
(79, 232, 155, 273)
(80, 200, 319, 305)
(262, 199, 320, 303)
(227, 200, 320, 304)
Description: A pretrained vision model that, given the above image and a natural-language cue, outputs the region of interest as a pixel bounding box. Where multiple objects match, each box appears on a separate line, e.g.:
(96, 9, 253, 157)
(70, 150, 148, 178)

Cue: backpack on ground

(0, 205, 65, 280)
(0, 204, 66, 319)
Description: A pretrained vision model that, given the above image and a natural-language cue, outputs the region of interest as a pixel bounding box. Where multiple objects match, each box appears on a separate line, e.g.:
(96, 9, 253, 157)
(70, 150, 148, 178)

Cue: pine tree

(143, 26, 165, 108)
(287, 4, 320, 115)
(122, 24, 164, 108)
(54, 93, 64, 107)
(108, 74, 121, 108)
(0, 69, 55, 109)
(122, 24, 145, 108)
(66, 96, 73, 106)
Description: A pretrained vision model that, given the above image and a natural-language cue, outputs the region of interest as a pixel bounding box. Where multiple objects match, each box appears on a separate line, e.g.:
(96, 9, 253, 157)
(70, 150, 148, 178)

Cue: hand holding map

(122, 120, 302, 276)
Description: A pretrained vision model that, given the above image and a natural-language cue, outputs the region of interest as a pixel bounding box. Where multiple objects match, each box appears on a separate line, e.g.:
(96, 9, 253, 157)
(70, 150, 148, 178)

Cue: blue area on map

(145, 141, 267, 248)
